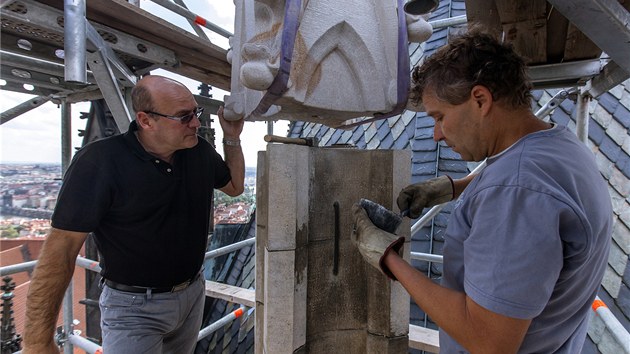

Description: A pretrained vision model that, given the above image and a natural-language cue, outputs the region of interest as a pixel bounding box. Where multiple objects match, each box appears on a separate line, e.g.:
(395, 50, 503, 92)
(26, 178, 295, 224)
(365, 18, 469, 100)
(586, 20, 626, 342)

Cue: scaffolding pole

(148, 0, 233, 38)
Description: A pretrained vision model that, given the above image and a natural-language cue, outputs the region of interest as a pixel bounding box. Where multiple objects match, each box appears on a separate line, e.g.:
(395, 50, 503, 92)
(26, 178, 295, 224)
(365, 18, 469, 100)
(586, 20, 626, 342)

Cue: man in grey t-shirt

(352, 31, 612, 353)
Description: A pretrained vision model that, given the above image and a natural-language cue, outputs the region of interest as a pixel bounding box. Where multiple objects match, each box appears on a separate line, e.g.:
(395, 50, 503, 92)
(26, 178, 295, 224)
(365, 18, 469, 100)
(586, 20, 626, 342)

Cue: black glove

(396, 175, 454, 219)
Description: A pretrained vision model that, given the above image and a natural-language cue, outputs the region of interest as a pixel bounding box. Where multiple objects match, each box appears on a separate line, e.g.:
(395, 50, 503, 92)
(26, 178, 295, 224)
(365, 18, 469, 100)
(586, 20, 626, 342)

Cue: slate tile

(339, 130, 353, 145)
(365, 122, 378, 142)
(589, 120, 606, 145)
(329, 129, 344, 145)
(416, 115, 434, 129)
(614, 103, 630, 129)
(550, 107, 570, 126)
(413, 150, 439, 163)
(559, 97, 575, 113)
(416, 126, 434, 140)
(593, 104, 615, 129)
(438, 147, 461, 160)
(412, 138, 438, 152)
(392, 134, 409, 149)
(351, 126, 364, 143)
(617, 283, 630, 320)
(377, 121, 390, 141)
(616, 153, 630, 179)
(413, 161, 438, 176)
(600, 135, 622, 163)
(405, 121, 417, 141)
(380, 134, 394, 150)
(599, 92, 620, 114)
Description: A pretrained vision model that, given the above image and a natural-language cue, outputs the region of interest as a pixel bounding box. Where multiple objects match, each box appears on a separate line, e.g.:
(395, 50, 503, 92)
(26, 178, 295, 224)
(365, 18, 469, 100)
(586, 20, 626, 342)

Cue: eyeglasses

(144, 106, 204, 124)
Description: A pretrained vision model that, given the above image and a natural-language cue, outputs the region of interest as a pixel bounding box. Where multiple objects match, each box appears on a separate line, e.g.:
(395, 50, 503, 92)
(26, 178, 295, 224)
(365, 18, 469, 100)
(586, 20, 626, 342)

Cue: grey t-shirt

(440, 125, 612, 353)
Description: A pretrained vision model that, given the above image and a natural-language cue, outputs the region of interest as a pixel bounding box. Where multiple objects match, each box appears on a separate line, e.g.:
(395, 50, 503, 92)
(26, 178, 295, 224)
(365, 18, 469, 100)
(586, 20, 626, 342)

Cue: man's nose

(433, 123, 445, 142)
(189, 115, 202, 128)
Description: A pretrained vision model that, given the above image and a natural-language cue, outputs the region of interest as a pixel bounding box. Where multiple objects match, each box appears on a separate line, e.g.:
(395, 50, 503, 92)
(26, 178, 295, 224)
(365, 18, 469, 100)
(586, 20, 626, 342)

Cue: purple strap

(252, 0, 410, 125)
(252, 0, 302, 117)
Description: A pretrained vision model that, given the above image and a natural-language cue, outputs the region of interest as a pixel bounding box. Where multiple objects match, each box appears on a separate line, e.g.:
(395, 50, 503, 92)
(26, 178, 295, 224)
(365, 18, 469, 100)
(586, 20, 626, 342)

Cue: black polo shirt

(52, 121, 231, 287)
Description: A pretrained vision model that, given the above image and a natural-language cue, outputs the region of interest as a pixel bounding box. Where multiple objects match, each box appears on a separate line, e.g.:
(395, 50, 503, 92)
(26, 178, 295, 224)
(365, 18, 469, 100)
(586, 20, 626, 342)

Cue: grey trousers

(99, 276, 205, 354)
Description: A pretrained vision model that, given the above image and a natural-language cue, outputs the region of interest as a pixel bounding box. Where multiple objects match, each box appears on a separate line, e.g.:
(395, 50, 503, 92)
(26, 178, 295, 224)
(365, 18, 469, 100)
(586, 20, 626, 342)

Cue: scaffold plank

(408, 324, 440, 353)
(205, 280, 255, 308)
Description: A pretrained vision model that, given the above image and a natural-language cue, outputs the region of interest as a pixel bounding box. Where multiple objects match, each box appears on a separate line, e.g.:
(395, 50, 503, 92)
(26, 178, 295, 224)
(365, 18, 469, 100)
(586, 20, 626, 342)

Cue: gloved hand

(396, 175, 454, 219)
(352, 203, 405, 280)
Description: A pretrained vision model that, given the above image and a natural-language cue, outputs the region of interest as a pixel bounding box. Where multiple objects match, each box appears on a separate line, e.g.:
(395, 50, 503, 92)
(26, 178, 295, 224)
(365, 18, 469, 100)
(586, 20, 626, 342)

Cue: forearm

(24, 229, 86, 350)
(384, 252, 526, 353)
(385, 254, 474, 343)
(222, 142, 245, 196)
(452, 173, 476, 199)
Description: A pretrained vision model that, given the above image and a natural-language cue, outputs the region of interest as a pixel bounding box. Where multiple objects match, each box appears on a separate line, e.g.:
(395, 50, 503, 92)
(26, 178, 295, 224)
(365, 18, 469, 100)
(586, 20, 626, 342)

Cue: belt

(104, 273, 201, 294)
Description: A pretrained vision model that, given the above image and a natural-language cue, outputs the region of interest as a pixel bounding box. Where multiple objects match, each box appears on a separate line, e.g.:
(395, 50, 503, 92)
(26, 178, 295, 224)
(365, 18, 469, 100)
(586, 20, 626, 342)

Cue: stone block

(255, 300, 264, 354)
(306, 329, 366, 353)
(256, 151, 268, 304)
(265, 144, 310, 251)
(306, 241, 367, 334)
(258, 148, 411, 353)
(263, 248, 307, 353)
(366, 265, 410, 337)
(365, 333, 409, 354)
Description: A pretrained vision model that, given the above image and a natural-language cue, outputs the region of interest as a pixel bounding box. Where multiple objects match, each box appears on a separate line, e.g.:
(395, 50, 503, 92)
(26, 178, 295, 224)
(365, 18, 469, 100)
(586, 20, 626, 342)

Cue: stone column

(256, 144, 410, 353)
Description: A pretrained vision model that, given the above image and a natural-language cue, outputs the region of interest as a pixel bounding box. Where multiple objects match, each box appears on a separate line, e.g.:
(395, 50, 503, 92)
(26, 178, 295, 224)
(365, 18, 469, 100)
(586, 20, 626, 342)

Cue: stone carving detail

(224, 0, 433, 126)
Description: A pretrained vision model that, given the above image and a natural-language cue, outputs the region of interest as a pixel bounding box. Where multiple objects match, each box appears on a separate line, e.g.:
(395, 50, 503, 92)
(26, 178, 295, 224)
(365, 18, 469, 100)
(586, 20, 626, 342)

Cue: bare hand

(218, 106, 244, 140)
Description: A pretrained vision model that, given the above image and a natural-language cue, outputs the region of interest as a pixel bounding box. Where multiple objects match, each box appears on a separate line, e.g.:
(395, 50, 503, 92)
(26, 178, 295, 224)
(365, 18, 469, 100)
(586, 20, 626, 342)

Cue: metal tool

(264, 134, 319, 147)
(359, 198, 402, 234)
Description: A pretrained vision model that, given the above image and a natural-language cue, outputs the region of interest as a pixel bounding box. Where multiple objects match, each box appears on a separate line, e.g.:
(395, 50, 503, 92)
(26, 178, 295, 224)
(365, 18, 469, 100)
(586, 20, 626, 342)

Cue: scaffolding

(1, 0, 629, 353)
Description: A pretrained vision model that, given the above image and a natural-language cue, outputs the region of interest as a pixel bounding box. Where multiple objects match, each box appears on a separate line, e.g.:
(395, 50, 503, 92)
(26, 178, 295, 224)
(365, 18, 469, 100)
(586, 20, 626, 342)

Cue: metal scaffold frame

(1, 1, 629, 353)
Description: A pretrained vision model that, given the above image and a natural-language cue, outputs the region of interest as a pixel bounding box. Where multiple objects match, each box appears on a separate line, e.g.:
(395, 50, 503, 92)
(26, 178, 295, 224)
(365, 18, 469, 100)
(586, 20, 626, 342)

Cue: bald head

(131, 75, 191, 113)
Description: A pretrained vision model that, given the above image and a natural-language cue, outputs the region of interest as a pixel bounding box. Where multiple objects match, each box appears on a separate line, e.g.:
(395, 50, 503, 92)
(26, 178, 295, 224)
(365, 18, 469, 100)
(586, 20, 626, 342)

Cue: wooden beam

(495, 0, 547, 64)
(409, 324, 440, 353)
(38, 0, 232, 90)
(205, 280, 256, 308)
(464, 0, 502, 38)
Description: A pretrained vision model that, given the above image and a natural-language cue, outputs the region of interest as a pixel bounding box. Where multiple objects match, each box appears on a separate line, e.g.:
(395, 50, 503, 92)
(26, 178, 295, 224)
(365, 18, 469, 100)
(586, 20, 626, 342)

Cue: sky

(0, 0, 289, 167)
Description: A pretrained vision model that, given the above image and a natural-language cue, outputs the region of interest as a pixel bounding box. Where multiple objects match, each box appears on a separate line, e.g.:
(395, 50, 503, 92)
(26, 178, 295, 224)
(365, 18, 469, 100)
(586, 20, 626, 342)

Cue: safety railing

(1, 238, 255, 354)
(3, 235, 630, 353)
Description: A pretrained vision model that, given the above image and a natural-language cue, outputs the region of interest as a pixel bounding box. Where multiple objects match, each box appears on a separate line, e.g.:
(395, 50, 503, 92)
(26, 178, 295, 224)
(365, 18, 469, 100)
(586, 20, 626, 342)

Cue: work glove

(396, 175, 454, 219)
(352, 203, 405, 280)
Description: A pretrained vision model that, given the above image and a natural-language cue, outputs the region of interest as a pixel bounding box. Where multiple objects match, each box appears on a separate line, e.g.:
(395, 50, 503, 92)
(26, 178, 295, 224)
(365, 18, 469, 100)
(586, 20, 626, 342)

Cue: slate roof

(196, 213, 256, 354)
(285, 1, 630, 352)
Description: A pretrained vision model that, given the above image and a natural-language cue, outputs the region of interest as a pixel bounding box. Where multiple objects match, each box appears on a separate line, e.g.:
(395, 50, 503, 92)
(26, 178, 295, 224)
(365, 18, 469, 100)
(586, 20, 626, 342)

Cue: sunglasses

(144, 106, 204, 124)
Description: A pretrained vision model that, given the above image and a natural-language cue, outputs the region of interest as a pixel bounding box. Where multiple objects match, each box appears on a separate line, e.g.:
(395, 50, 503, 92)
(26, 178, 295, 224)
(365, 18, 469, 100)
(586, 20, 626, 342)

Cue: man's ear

(136, 111, 154, 129)
(470, 85, 493, 115)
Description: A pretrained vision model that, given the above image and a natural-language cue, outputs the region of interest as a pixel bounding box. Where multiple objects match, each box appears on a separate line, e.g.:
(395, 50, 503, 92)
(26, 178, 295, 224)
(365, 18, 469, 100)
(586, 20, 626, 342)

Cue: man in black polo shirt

(23, 75, 245, 354)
